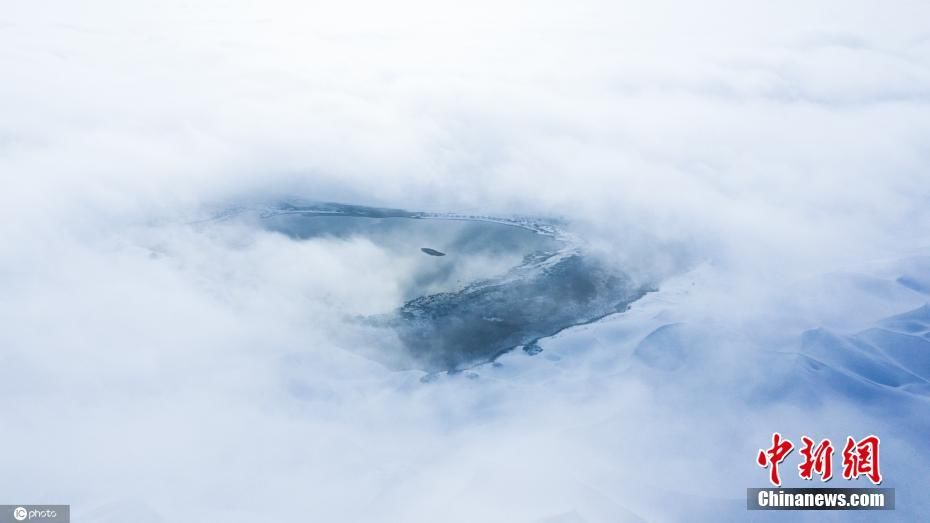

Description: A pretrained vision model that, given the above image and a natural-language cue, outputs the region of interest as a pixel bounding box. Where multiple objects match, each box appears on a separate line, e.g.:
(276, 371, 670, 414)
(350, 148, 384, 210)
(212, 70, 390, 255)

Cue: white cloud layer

(2, 1, 929, 521)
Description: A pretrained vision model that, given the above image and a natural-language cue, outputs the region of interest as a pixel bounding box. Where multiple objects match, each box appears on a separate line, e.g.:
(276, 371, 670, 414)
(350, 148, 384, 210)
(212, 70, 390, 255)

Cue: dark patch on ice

(523, 341, 543, 356)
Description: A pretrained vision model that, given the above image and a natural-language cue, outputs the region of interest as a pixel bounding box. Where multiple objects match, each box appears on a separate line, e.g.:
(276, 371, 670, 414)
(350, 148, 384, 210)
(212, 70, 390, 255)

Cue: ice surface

(222, 200, 649, 372)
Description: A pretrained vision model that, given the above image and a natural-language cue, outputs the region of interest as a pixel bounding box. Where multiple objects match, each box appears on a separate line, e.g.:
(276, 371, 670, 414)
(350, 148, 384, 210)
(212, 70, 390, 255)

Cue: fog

(2, 1, 929, 521)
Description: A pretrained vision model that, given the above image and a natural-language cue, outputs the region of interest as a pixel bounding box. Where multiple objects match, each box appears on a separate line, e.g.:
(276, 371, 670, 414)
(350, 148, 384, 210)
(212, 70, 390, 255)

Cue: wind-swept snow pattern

(799, 304, 930, 399)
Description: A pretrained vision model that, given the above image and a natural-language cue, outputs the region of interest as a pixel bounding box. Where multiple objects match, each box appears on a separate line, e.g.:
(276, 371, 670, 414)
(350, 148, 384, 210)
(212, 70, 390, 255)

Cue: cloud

(1, 1, 929, 521)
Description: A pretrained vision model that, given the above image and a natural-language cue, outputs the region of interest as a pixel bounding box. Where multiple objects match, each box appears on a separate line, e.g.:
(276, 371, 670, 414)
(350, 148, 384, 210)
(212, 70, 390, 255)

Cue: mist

(2, 1, 929, 521)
